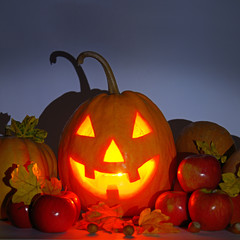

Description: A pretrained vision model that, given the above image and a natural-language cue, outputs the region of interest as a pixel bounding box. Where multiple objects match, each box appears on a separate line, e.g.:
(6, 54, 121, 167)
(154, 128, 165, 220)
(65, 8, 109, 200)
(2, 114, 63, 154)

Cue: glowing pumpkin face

(70, 111, 157, 199)
(58, 52, 176, 216)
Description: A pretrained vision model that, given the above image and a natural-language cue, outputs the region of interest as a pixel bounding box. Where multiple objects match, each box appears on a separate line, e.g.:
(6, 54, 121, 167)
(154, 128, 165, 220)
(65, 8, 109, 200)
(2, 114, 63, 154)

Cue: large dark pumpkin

(58, 51, 176, 216)
(176, 121, 236, 158)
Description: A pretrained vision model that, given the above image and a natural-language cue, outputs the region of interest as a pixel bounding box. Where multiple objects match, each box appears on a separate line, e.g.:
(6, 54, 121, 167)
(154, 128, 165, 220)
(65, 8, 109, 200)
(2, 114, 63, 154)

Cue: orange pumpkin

(176, 121, 236, 158)
(0, 116, 57, 219)
(58, 51, 176, 216)
(222, 150, 240, 175)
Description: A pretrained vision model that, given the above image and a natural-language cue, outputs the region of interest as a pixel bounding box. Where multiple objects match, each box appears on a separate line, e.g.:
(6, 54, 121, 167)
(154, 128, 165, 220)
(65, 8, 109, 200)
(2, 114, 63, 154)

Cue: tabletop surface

(0, 220, 239, 240)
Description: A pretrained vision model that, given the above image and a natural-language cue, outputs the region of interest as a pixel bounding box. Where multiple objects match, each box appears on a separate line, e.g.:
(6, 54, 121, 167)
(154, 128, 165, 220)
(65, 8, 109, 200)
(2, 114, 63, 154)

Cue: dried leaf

(219, 172, 240, 197)
(99, 217, 126, 233)
(5, 115, 47, 143)
(76, 202, 132, 233)
(41, 177, 62, 195)
(195, 140, 227, 163)
(83, 202, 123, 222)
(138, 208, 179, 234)
(9, 162, 43, 205)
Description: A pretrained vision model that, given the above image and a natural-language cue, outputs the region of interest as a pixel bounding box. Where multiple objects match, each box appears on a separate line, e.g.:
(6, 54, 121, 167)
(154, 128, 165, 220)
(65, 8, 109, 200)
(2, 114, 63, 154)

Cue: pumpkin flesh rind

(58, 90, 176, 216)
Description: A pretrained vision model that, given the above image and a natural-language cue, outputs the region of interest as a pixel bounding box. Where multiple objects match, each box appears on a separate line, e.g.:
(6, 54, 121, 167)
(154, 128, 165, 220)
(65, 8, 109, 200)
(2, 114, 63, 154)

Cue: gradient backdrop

(1, 0, 240, 142)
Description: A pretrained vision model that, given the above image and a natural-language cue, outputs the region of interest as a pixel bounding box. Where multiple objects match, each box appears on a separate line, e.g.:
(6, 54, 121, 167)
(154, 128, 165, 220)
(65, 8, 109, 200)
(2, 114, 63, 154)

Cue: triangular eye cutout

(76, 115, 95, 137)
(132, 112, 152, 138)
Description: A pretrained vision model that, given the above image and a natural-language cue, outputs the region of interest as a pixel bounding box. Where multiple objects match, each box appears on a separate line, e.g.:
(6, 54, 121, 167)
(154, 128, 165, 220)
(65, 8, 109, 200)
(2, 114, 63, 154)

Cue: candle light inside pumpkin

(70, 156, 157, 199)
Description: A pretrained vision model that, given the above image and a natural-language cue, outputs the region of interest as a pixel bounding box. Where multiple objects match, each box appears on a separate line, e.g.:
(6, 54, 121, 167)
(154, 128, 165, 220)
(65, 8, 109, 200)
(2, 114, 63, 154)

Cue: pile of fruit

(0, 115, 239, 236)
(155, 120, 240, 234)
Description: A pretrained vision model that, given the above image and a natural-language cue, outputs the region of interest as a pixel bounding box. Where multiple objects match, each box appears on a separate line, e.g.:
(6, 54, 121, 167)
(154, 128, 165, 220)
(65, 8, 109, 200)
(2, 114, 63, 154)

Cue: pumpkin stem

(50, 51, 91, 94)
(77, 51, 120, 94)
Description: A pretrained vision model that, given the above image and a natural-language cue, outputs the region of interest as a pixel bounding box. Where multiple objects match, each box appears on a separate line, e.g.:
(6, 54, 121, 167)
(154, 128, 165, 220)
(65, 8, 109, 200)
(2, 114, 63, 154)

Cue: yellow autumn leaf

(138, 208, 179, 234)
(139, 208, 169, 226)
(219, 172, 240, 197)
(195, 140, 227, 163)
(41, 177, 62, 195)
(222, 172, 237, 184)
(10, 162, 43, 205)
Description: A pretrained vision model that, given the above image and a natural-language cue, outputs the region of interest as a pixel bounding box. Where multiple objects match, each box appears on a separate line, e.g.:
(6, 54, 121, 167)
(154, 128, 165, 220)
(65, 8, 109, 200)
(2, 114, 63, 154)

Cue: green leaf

(5, 115, 47, 143)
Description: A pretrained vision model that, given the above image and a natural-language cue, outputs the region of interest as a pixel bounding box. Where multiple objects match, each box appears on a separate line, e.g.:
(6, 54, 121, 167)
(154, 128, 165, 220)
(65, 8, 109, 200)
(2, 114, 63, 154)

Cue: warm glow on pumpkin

(76, 115, 95, 137)
(104, 140, 124, 162)
(132, 112, 152, 138)
(58, 51, 177, 216)
(70, 156, 157, 199)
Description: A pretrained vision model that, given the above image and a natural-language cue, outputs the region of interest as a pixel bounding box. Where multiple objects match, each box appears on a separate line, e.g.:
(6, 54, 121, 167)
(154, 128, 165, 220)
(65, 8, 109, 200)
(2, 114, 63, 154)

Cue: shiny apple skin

(155, 191, 189, 226)
(58, 191, 81, 222)
(188, 188, 233, 231)
(7, 201, 32, 228)
(177, 154, 221, 192)
(30, 194, 77, 233)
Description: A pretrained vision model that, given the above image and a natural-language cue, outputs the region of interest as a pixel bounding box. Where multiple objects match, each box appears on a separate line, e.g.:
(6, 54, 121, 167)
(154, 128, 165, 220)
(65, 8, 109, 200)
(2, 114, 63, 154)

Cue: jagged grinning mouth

(70, 156, 158, 199)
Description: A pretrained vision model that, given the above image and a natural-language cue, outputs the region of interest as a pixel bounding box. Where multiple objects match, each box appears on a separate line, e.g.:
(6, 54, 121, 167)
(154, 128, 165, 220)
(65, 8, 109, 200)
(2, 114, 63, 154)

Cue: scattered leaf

(195, 140, 227, 163)
(219, 172, 240, 197)
(83, 202, 123, 222)
(9, 162, 43, 205)
(100, 217, 126, 233)
(41, 177, 62, 195)
(76, 202, 133, 233)
(9, 162, 63, 204)
(138, 208, 179, 234)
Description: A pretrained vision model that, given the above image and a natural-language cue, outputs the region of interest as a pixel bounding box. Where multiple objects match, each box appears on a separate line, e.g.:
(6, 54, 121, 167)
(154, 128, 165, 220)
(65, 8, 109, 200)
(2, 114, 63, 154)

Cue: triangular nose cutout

(104, 140, 124, 162)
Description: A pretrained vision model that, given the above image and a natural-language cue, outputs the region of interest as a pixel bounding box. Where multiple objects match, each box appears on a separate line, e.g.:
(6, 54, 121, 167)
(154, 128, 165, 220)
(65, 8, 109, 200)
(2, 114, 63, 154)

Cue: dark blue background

(1, 0, 240, 137)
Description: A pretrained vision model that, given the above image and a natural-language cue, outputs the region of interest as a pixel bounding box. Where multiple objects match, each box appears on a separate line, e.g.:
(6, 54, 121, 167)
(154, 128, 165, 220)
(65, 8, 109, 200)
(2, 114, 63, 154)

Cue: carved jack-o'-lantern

(58, 51, 176, 216)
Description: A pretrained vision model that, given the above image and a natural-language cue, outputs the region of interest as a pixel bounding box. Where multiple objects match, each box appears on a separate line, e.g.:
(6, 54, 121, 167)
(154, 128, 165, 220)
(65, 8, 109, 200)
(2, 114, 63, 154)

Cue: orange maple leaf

(77, 202, 133, 233)
(138, 208, 179, 234)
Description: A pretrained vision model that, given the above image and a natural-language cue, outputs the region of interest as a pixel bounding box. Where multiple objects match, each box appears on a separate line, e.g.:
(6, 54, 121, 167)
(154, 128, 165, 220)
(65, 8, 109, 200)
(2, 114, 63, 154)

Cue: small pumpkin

(176, 121, 236, 159)
(0, 116, 57, 219)
(222, 149, 240, 175)
(58, 51, 177, 216)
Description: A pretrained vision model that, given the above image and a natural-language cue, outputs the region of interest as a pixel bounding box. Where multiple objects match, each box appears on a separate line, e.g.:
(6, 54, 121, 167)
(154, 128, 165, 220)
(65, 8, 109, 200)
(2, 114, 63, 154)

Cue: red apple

(7, 200, 32, 228)
(29, 192, 78, 233)
(177, 154, 221, 192)
(230, 195, 240, 224)
(58, 191, 81, 223)
(188, 188, 233, 231)
(155, 191, 189, 226)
